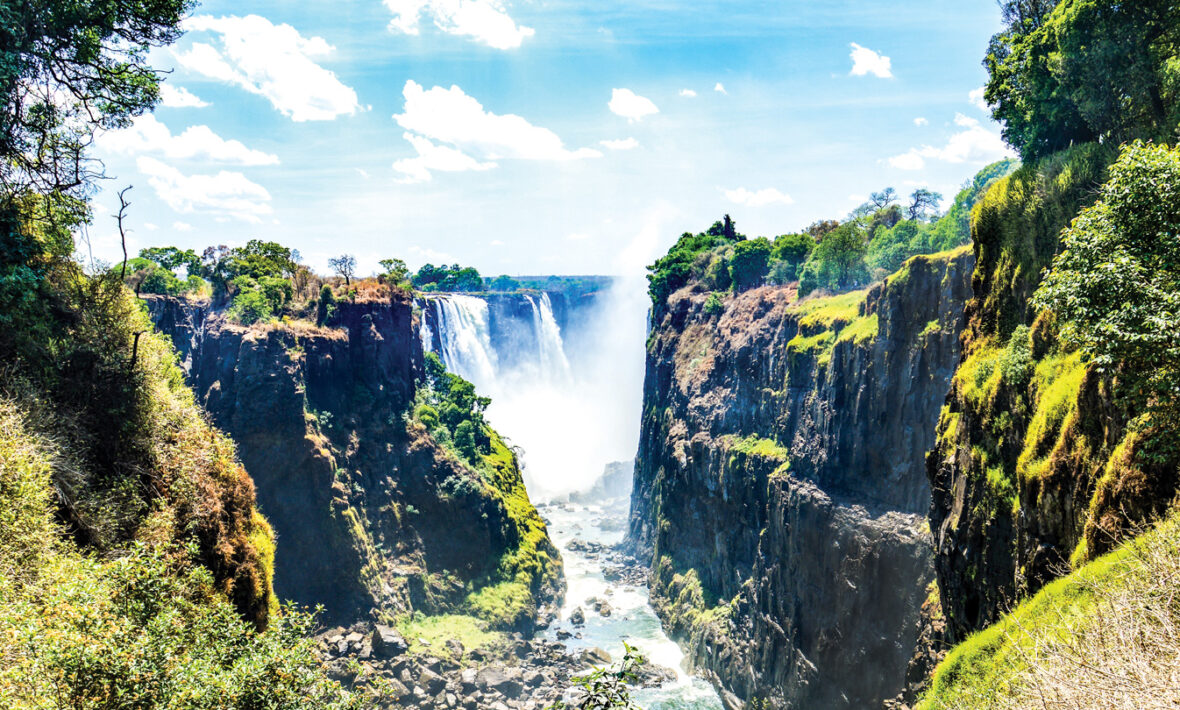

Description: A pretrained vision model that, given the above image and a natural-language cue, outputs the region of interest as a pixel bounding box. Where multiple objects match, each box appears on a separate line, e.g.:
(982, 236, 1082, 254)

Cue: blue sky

(85, 0, 1012, 276)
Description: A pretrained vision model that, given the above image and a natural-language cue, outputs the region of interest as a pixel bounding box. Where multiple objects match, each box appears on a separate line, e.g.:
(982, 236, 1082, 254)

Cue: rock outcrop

(147, 293, 562, 628)
(627, 248, 974, 708)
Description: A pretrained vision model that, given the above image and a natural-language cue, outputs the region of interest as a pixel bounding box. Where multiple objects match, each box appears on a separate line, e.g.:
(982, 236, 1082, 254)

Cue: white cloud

(490, 239, 504, 246)
(714, 83, 727, 94)
(137, 156, 273, 223)
(914, 117, 929, 127)
(600, 137, 639, 151)
(393, 132, 497, 183)
(608, 88, 659, 122)
(144, 222, 159, 231)
(100, 115, 279, 166)
(384, 0, 534, 49)
(392, 80, 599, 181)
(888, 113, 1013, 170)
(850, 43, 893, 79)
(969, 87, 989, 112)
(407, 245, 457, 266)
(172, 221, 195, 232)
(679, 89, 697, 98)
(356, 168, 371, 179)
(723, 187, 794, 207)
(160, 84, 209, 108)
(178, 15, 360, 121)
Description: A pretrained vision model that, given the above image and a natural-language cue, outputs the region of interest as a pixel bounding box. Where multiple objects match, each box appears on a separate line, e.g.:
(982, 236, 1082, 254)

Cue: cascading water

(418, 281, 721, 709)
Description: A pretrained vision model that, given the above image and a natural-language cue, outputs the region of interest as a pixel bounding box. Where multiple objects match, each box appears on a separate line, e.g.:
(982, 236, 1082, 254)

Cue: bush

(704, 292, 724, 316)
(728, 237, 772, 291)
(228, 289, 273, 325)
(316, 285, 337, 326)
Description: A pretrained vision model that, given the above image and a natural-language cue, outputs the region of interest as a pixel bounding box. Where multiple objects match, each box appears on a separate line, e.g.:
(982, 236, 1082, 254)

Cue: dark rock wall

(627, 249, 974, 708)
(147, 295, 560, 626)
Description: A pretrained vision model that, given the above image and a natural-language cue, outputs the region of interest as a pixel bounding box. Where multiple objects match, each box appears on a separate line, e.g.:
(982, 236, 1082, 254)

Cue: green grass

(1015, 352, 1086, 483)
(792, 289, 867, 331)
(727, 434, 789, 462)
(836, 313, 879, 346)
(397, 613, 501, 659)
(918, 515, 1180, 709)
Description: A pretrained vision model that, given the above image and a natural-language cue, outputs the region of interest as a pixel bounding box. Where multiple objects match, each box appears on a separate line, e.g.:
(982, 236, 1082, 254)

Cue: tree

(0, 0, 192, 200)
(140, 246, 200, 274)
(770, 233, 814, 282)
(328, 254, 357, 286)
(806, 220, 840, 241)
(489, 275, 521, 291)
(378, 258, 411, 294)
(316, 284, 337, 326)
(1033, 141, 1180, 451)
(232, 240, 296, 280)
(806, 223, 868, 291)
(908, 188, 943, 220)
(869, 187, 898, 210)
(728, 238, 772, 291)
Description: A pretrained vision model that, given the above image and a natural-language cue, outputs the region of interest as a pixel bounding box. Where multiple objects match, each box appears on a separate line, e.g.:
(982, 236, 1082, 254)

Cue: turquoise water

(539, 500, 724, 710)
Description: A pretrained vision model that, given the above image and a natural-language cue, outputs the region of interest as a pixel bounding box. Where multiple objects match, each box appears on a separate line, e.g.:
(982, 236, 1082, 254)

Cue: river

(417, 282, 723, 709)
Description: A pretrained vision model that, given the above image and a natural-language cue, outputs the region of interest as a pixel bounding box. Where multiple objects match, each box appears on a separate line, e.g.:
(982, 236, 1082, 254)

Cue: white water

(418, 279, 722, 709)
(420, 279, 647, 501)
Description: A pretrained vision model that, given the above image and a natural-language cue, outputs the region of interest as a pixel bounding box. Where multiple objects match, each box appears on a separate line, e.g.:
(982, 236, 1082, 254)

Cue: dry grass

(921, 515, 1180, 709)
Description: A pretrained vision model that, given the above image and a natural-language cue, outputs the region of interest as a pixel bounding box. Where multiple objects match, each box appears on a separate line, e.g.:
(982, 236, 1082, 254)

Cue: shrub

(316, 285, 337, 326)
(704, 292, 724, 316)
(729, 237, 772, 291)
(228, 289, 273, 325)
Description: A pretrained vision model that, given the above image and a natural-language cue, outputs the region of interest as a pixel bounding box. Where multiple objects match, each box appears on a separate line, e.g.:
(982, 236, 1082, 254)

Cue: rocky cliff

(924, 143, 1180, 652)
(627, 247, 974, 708)
(147, 293, 562, 629)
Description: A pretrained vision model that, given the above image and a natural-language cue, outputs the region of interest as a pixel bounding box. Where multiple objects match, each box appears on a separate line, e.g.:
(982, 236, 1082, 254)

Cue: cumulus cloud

(887, 113, 1013, 170)
(137, 156, 273, 222)
(178, 15, 360, 121)
(160, 84, 209, 108)
(394, 132, 496, 183)
(914, 117, 929, 127)
(600, 137, 638, 151)
(384, 0, 534, 49)
(392, 80, 599, 181)
(679, 89, 697, 98)
(608, 88, 659, 122)
(969, 87, 989, 112)
(850, 43, 892, 78)
(714, 83, 727, 94)
(100, 115, 279, 166)
(172, 221, 195, 232)
(723, 187, 794, 207)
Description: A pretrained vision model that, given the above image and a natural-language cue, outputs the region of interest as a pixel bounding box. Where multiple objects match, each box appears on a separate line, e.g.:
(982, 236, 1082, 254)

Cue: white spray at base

(418, 282, 648, 502)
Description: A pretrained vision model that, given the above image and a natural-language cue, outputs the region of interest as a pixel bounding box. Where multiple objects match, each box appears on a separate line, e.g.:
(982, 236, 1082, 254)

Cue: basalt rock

(627, 248, 974, 708)
(146, 294, 561, 626)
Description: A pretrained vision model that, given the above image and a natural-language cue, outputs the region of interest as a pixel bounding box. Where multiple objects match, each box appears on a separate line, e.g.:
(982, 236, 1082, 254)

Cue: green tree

(0, 0, 192, 199)
(800, 223, 868, 294)
(771, 233, 815, 281)
(489, 274, 521, 291)
(907, 188, 943, 221)
(139, 246, 200, 274)
(728, 237, 772, 291)
(316, 284, 337, 326)
(1033, 141, 1180, 451)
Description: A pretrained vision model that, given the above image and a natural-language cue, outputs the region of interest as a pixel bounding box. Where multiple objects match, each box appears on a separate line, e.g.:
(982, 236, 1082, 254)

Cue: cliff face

(925, 144, 1180, 649)
(148, 294, 561, 628)
(627, 248, 974, 708)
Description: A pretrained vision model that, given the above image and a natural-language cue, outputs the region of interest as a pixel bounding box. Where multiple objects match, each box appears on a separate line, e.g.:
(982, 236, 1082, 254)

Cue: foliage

(703, 292, 724, 316)
(488, 274, 522, 291)
(378, 257, 411, 292)
(0, 0, 191, 199)
(1033, 141, 1180, 454)
(413, 263, 483, 292)
(395, 613, 500, 659)
(647, 216, 745, 308)
(728, 237, 772, 291)
(416, 353, 492, 466)
(769, 233, 815, 283)
(316, 284, 337, 326)
(798, 223, 868, 295)
(984, 0, 1180, 161)
(548, 643, 646, 710)
(918, 514, 1180, 710)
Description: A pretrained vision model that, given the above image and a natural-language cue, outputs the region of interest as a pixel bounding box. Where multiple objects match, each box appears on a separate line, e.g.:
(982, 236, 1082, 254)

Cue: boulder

(371, 624, 409, 658)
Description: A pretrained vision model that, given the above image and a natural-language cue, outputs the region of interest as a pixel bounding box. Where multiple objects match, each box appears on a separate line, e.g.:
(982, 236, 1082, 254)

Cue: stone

(580, 647, 612, 666)
(420, 668, 447, 694)
(477, 668, 523, 699)
(371, 624, 409, 659)
(444, 639, 464, 659)
(569, 607, 585, 626)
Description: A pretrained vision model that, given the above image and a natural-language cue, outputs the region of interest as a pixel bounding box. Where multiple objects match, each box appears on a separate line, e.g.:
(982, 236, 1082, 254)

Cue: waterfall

(417, 281, 646, 501)
(423, 294, 498, 392)
(525, 293, 572, 384)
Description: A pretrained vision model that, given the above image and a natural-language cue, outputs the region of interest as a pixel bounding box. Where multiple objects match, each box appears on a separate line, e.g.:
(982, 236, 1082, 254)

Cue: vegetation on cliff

(922, 0, 1180, 703)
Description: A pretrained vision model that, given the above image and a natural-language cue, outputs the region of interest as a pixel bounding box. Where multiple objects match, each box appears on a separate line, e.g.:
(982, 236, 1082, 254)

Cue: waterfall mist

(419, 277, 648, 501)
